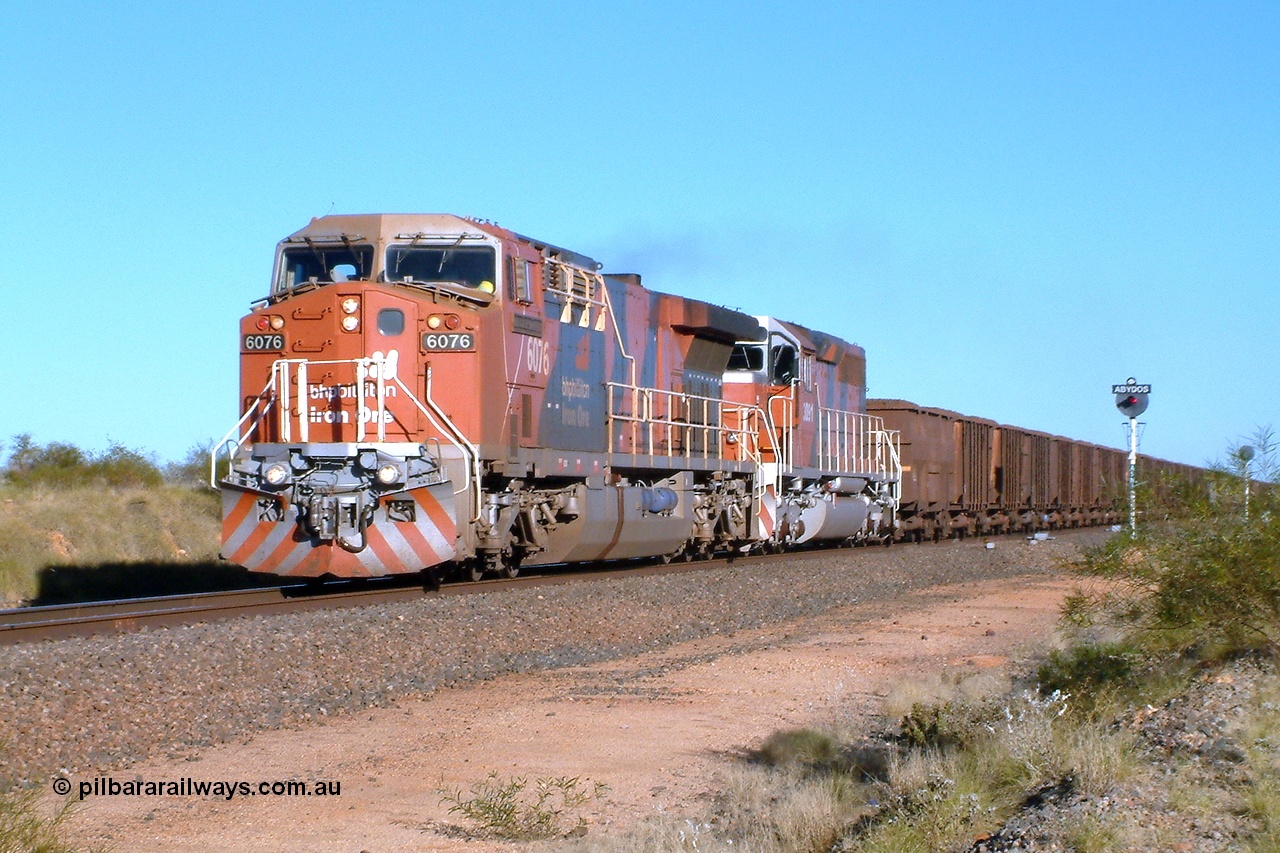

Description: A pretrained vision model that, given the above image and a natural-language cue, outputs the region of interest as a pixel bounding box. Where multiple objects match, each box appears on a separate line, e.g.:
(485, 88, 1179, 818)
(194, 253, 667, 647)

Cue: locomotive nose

(220, 442, 458, 577)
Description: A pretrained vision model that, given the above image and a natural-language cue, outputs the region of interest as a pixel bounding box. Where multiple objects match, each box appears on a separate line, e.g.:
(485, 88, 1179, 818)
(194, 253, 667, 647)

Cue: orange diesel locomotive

(215, 214, 901, 579)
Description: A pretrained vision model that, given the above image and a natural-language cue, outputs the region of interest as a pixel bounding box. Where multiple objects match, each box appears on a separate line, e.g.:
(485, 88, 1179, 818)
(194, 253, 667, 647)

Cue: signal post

(1113, 378, 1151, 532)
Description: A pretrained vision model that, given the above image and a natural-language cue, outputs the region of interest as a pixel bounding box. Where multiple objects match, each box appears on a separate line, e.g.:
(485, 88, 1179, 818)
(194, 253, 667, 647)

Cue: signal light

(426, 315, 442, 329)
(1112, 378, 1150, 418)
(1115, 392, 1149, 418)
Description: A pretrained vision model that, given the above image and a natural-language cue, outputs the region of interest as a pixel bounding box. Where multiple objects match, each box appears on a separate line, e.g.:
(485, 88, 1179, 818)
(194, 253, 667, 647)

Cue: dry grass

(0, 484, 221, 605)
(880, 669, 1010, 724)
(569, 675, 1144, 853)
(1244, 678, 1280, 852)
(567, 764, 869, 853)
(0, 786, 99, 853)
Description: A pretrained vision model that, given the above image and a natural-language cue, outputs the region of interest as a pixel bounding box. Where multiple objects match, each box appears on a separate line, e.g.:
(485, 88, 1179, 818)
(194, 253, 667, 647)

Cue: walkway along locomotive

(214, 214, 902, 579)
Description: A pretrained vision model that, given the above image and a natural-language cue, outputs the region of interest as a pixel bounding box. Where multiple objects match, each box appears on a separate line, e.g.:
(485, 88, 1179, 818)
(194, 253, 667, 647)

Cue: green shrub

(899, 700, 993, 752)
(1037, 643, 1135, 695)
(438, 773, 607, 839)
(163, 441, 224, 489)
(1073, 428, 1280, 659)
(754, 728, 842, 768)
(4, 434, 162, 489)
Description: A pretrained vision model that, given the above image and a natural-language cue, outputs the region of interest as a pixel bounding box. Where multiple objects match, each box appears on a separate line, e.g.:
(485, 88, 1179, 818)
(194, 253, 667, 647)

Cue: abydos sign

(1112, 377, 1151, 418)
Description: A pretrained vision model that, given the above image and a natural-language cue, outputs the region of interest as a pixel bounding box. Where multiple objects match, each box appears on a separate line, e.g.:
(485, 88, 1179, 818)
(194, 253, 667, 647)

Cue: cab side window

(771, 344, 798, 384)
(508, 257, 534, 303)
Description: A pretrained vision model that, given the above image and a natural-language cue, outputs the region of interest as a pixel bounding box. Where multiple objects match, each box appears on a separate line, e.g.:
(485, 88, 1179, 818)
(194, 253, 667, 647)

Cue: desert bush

(898, 700, 995, 752)
(1073, 428, 1280, 659)
(163, 440, 225, 489)
(437, 773, 606, 840)
(3, 435, 162, 489)
(1036, 642, 1134, 695)
(754, 727, 842, 769)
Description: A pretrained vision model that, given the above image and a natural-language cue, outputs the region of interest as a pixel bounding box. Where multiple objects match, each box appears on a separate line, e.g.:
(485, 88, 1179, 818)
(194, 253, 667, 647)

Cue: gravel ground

(0, 533, 1101, 789)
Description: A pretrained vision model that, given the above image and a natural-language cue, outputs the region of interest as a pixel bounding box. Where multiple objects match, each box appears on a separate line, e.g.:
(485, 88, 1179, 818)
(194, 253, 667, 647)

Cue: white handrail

(605, 381, 761, 464)
(398, 368, 481, 521)
(210, 356, 482, 521)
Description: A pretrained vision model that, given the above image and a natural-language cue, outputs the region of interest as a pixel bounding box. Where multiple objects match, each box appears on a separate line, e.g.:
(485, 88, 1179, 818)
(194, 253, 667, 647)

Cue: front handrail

(210, 357, 481, 520)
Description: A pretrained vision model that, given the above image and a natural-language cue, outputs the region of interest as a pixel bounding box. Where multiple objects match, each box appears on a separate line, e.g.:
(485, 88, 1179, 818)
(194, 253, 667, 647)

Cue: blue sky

(1, 1, 1276, 467)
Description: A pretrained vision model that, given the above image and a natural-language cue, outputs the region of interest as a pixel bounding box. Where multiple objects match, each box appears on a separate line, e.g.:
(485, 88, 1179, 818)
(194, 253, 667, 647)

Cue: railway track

(0, 550, 790, 645)
(0, 531, 1084, 646)
(0, 583, 417, 645)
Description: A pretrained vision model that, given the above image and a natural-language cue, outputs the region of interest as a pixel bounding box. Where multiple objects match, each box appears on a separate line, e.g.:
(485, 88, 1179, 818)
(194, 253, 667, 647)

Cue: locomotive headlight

(269, 315, 285, 330)
(341, 315, 360, 332)
(263, 463, 290, 487)
(426, 314, 442, 329)
(375, 464, 401, 486)
(341, 297, 360, 314)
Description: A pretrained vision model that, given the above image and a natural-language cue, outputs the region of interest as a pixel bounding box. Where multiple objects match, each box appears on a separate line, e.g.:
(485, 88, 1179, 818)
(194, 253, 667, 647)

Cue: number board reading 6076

(242, 333, 285, 352)
(421, 332, 476, 352)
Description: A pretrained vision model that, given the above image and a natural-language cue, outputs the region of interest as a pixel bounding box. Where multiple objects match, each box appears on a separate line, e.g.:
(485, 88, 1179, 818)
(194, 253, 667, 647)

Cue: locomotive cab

(217, 215, 510, 578)
(723, 318, 899, 547)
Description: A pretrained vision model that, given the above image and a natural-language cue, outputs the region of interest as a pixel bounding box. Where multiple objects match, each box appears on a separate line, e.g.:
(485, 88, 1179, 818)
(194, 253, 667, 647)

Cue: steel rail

(0, 549, 822, 646)
(0, 530, 1092, 646)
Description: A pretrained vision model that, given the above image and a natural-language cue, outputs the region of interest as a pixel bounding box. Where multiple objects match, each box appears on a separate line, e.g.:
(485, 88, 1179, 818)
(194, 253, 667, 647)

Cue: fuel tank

(529, 480, 693, 564)
(795, 493, 872, 544)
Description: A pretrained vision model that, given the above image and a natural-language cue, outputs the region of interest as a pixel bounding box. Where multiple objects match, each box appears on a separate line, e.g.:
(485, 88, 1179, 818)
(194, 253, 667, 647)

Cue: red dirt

(65, 573, 1079, 852)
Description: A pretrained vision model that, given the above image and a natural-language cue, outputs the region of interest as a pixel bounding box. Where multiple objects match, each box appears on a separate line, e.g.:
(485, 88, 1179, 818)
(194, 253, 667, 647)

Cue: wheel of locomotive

(500, 550, 521, 579)
(485, 549, 519, 580)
